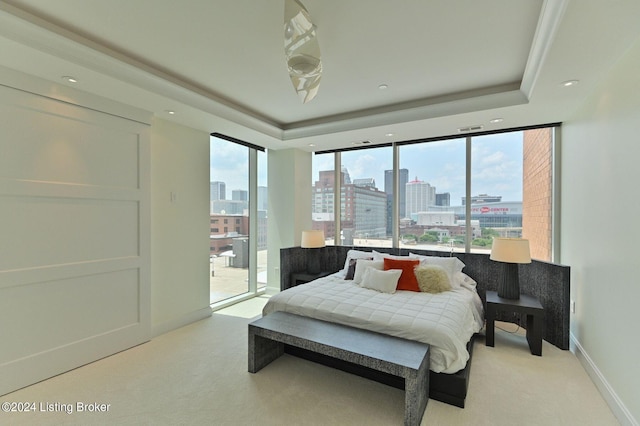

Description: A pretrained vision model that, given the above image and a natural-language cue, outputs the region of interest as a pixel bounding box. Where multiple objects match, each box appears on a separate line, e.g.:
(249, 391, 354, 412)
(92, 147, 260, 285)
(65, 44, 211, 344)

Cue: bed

(263, 250, 485, 406)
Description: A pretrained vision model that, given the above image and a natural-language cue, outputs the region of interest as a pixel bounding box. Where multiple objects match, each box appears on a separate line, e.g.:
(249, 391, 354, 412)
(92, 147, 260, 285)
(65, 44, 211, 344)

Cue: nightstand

(485, 290, 545, 356)
(290, 271, 332, 287)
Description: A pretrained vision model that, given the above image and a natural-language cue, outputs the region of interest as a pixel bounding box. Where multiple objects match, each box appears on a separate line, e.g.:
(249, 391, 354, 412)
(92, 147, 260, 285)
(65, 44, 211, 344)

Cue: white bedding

(263, 273, 484, 373)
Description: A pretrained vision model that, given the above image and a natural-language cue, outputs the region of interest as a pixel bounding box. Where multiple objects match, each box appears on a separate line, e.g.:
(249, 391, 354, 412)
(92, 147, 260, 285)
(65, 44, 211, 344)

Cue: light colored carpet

(2, 296, 618, 425)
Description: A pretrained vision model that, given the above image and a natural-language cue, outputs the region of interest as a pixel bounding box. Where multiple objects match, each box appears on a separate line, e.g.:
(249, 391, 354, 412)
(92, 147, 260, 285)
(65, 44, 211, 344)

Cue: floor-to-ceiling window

(256, 149, 268, 292)
(312, 125, 555, 260)
(311, 146, 392, 247)
(209, 134, 267, 306)
(468, 132, 524, 251)
(398, 138, 466, 251)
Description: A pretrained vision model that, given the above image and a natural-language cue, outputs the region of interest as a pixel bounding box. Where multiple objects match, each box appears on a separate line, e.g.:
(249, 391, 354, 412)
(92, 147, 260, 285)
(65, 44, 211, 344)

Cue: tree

(472, 237, 493, 247)
(418, 233, 438, 243)
(481, 228, 500, 238)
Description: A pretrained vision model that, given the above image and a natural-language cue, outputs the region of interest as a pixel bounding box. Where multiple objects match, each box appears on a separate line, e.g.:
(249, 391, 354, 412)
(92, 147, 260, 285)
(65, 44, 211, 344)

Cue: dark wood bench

(248, 311, 430, 426)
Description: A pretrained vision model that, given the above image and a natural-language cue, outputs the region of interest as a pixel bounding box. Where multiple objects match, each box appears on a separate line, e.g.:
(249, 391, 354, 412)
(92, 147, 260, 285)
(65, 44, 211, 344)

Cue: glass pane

(398, 140, 466, 253)
(340, 147, 392, 247)
(257, 149, 268, 290)
(311, 152, 335, 245)
(210, 136, 249, 303)
(470, 132, 524, 253)
(312, 148, 392, 247)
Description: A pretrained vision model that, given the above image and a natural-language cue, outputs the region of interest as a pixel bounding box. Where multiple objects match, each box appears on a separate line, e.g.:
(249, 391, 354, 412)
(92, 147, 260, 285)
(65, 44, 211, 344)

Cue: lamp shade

(490, 238, 531, 264)
(301, 230, 325, 248)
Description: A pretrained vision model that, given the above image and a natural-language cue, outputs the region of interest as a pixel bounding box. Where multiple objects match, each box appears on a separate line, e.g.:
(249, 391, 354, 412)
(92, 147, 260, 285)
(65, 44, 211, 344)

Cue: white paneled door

(0, 83, 151, 395)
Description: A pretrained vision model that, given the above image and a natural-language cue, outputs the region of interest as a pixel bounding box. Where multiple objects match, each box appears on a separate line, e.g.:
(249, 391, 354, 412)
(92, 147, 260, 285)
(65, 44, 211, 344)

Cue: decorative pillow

(415, 265, 452, 293)
(409, 253, 465, 286)
(340, 250, 373, 278)
(344, 258, 358, 280)
(353, 259, 384, 285)
(383, 257, 420, 292)
(361, 268, 401, 294)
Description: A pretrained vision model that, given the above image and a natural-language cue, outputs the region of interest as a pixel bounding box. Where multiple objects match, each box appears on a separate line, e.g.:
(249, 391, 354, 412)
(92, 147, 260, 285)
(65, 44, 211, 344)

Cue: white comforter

(263, 273, 484, 373)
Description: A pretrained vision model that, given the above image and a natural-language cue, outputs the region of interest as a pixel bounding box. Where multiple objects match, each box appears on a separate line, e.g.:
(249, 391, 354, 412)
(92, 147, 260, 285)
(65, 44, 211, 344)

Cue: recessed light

(561, 80, 579, 87)
(308, 143, 316, 147)
(489, 118, 503, 124)
(385, 133, 394, 137)
(165, 110, 176, 115)
(378, 84, 388, 90)
(61, 76, 78, 83)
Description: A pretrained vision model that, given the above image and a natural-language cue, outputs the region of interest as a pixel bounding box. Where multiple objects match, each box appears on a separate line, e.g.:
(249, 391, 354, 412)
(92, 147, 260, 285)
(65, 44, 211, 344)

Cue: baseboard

(570, 332, 638, 426)
(151, 306, 212, 338)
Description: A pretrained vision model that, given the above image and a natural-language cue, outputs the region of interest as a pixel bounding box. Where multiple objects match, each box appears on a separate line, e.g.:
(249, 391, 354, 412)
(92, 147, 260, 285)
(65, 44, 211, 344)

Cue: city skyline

(312, 132, 524, 206)
(211, 131, 524, 206)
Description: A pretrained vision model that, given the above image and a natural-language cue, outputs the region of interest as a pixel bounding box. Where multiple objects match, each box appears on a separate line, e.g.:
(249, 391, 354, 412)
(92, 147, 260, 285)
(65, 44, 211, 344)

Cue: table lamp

(301, 230, 325, 274)
(490, 238, 531, 299)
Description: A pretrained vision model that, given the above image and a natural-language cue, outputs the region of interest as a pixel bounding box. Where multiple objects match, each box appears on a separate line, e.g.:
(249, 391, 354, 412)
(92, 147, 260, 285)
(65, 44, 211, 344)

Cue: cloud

(210, 137, 249, 190)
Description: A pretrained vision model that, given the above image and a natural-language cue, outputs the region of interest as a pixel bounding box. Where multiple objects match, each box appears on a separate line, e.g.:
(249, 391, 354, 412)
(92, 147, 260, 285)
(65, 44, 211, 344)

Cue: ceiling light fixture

(165, 110, 176, 115)
(378, 84, 388, 90)
(489, 118, 504, 124)
(385, 133, 394, 137)
(561, 80, 579, 87)
(61, 76, 78, 83)
(284, 0, 322, 103)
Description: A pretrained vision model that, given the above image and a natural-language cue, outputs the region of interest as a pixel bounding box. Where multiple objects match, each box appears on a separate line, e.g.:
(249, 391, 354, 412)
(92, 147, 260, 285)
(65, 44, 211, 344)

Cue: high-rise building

(436, 192, 451, 207)
(258, 186, 268, 211)
(352, 178, 376, 188)
(406, 177, 435, 217)
(384, 168, 408, 235)
(232, 189, 248, 201)
(312, 169, 387, 239)
(384, 168, 408, 218)
(211, 200, 246, 215)
(210, 181, 225, 200)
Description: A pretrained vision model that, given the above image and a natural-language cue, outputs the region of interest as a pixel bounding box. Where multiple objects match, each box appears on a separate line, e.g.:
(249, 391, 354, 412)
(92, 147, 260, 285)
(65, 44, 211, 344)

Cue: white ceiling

(1, 0, 639, 151)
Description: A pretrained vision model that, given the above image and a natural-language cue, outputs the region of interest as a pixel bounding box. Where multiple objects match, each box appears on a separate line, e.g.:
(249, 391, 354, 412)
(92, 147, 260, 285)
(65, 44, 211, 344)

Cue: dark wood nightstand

(290, 271, 332, 287)
(485, 290, 545, 356)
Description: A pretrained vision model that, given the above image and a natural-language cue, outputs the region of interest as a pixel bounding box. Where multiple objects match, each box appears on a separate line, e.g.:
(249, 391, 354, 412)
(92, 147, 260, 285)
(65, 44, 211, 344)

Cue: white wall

(561, 38, 640, 425)
(150, 118, 211, 336)
(266, 148, 312, 294)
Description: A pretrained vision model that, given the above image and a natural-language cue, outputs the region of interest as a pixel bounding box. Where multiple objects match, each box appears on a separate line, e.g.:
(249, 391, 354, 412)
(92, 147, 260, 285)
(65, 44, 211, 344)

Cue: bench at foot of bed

(248, 311, 430, 426)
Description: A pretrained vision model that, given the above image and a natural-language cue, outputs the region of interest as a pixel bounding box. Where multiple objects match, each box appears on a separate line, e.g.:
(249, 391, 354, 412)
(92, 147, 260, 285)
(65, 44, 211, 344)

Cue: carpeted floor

(2, 296, 618, 425)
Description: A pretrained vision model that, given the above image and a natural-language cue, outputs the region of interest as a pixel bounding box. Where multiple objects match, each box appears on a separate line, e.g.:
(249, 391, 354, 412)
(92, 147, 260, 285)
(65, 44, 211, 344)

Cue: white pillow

(454, 271, 477, 290)
(408, 253, 465, 285)
(372, 250, 409, 261)
(361, 268, 401, 294)
(339, 249, 374, 278)
(353, 259, 384, 285)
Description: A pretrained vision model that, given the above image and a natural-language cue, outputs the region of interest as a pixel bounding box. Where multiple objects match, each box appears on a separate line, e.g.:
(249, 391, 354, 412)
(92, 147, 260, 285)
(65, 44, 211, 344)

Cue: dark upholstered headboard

(280, 245, 570, 350)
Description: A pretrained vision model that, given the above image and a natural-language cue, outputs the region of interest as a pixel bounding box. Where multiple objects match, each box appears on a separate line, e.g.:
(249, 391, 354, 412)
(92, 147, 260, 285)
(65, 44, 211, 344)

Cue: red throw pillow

(383, 258, 420, 292)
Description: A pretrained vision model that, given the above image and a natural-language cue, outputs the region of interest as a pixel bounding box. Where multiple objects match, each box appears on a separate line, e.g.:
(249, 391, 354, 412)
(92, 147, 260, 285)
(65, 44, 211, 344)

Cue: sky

(211, 131, 524, 206)
(210, 137, 268, 192)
